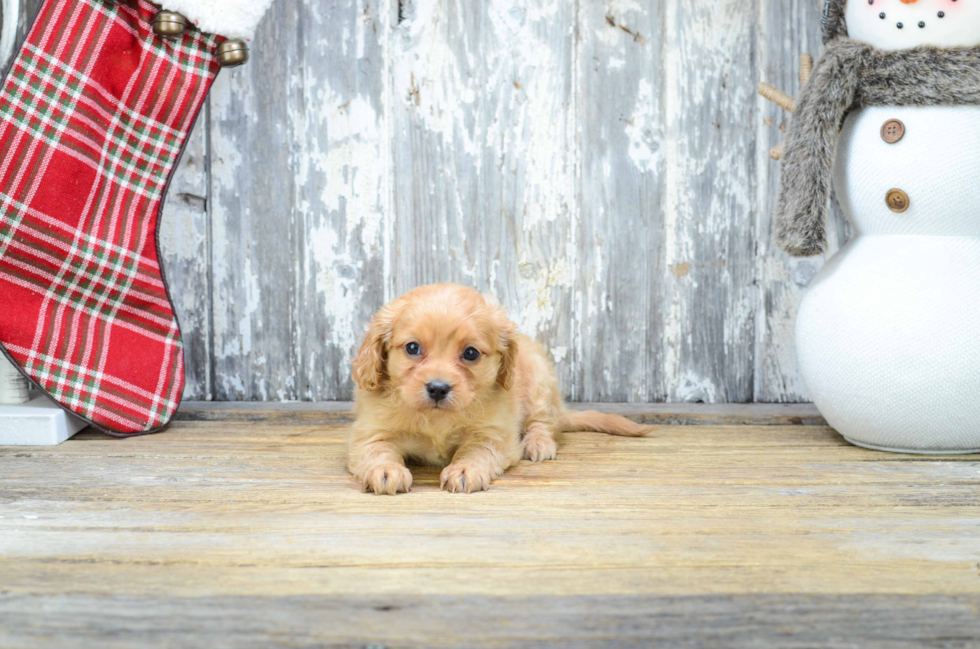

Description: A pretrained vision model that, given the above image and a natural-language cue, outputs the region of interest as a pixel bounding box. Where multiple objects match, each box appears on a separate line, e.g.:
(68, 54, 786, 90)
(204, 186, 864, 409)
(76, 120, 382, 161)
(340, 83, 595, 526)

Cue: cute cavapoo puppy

(348, 283, 652, 495)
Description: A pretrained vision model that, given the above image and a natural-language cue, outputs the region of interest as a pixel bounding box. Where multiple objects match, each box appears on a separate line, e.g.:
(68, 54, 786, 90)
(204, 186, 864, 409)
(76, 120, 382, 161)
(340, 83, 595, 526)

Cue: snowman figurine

(765, 0, 980, 453)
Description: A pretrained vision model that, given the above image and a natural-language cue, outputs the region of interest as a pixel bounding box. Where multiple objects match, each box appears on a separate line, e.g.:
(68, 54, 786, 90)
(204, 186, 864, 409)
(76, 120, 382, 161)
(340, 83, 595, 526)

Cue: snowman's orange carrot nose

(900, 0, 919, 4)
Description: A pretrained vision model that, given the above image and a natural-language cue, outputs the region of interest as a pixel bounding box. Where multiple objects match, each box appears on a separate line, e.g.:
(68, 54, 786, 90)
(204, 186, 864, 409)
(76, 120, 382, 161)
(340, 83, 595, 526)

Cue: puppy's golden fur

(348, 283, 652, 495)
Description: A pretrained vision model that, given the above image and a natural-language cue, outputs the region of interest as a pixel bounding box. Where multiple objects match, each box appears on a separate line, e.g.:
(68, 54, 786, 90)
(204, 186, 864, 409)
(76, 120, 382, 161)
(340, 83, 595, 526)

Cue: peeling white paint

(626, 79, 662, 173)
(159, 0, 799, 403)
(606, 0, 643, 14)
(662, 0, 683, 399)
(307, 220, 359, 354)
(674, 373, 719, 403)
(514, 250, 575, 337)
(551, 345, 568, 365)
(393, 0, 481, 162)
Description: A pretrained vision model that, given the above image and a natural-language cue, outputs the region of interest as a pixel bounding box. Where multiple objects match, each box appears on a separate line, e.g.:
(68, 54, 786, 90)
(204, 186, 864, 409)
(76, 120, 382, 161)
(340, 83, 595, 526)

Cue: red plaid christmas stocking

(0, 0, 269, 434)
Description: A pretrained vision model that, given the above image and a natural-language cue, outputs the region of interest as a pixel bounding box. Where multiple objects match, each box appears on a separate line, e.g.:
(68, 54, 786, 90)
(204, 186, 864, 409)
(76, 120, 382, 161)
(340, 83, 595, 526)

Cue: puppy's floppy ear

(352, 305, 395, 392)
(494, 311, 519, 391)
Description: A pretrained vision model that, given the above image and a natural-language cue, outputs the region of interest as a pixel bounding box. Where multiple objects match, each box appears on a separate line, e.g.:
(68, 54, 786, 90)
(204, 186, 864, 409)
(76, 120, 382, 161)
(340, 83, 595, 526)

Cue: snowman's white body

(797, 105, 980, 452)
(794, 1, 980, 453)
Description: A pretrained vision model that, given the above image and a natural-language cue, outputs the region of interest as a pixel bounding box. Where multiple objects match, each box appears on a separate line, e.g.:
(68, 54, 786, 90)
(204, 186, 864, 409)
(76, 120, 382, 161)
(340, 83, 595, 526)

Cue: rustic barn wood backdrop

(5, 0, 850, 403)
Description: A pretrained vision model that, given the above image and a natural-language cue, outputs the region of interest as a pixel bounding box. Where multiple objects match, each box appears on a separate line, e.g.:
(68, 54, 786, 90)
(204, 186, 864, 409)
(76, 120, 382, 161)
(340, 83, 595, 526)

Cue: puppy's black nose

(426, 381, 452, 403)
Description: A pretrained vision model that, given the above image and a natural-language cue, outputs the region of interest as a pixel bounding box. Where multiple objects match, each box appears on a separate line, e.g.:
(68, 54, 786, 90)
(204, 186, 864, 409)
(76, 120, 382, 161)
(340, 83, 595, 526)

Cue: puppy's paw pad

(523, 435, 558, 462)
(361, 463, 413, 495)
(440, 463, 492, 494)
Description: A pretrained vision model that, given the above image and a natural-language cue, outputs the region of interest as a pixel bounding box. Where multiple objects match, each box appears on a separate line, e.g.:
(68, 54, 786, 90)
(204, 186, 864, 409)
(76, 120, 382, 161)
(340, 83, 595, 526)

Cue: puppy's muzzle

(425, 381, 452, 403)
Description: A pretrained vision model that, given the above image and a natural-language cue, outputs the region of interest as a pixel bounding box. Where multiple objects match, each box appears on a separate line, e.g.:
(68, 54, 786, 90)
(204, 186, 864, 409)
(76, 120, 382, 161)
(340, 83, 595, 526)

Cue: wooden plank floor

(2, 404, 979, 648)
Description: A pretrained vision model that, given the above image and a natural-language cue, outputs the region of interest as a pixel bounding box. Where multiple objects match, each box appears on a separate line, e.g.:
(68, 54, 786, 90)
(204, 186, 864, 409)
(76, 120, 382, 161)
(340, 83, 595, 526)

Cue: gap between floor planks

(166, 401, 828, 428)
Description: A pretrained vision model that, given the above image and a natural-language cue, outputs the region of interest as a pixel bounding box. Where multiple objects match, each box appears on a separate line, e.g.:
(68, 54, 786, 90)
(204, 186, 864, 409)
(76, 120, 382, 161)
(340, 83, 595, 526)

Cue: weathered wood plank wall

(6, 0, 848, 403)
(755, 0, 850, 403)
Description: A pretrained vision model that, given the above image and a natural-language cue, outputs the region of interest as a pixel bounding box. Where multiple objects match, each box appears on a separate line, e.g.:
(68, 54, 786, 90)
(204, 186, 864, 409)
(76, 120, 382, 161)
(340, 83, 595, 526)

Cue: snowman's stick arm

(758, 83, 795, 113)
(800, 54, 813, 85)
(758, 54, 815, 160)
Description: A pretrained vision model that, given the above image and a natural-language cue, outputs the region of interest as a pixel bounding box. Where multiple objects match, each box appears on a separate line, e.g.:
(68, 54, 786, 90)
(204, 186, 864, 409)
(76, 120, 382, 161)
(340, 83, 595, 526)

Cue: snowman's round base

(842, 436, 980, 456)
(797, 232, 980, 459)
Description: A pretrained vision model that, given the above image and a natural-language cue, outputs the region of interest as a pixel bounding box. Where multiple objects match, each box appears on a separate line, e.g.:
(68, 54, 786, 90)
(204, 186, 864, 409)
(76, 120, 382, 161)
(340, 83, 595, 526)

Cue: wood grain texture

(201, 0, 818, 404)
(3, 595, 980, 649)
(4, 0, 855, 403)
(574, 1, 665, 401)
(159, 120, 212, 399)
(207, 0, 388, 401)
(662, 0, 757, 403)
(2, 405, 980, 646)
(754, 0, 854, 403)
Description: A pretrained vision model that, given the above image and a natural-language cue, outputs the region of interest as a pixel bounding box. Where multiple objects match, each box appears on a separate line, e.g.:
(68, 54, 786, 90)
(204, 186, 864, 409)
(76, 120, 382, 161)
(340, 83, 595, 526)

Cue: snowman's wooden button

(886, 189, 910, 213)
(881, 119, 905, 144)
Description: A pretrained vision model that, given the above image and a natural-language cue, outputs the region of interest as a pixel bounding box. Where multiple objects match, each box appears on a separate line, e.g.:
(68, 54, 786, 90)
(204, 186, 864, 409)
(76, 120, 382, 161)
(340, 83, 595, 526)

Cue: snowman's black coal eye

(405, 342, 421, 356)
(880, 12, 886, 19)
(918, 21, 926, 28)
(897, 22, 904, 28)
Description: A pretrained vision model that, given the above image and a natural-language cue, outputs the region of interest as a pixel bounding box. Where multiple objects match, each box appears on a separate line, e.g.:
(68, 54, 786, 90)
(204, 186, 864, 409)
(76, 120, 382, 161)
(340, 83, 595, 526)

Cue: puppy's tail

(559, 410, 653, 437)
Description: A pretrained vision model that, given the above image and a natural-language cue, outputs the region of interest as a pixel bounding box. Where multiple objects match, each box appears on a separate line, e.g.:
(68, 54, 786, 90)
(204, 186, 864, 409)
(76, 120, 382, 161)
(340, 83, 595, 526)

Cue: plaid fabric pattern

(0, 0, 221, 433)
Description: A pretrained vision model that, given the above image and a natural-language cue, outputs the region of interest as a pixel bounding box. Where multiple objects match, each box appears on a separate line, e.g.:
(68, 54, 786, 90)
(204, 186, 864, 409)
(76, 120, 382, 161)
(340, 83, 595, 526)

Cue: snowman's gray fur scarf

(775, 38, 980, 256)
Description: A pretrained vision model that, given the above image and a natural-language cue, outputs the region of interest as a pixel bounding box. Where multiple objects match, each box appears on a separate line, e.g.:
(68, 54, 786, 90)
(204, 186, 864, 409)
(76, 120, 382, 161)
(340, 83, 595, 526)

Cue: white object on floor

(0, 354, 30, 404)
(0, 395, 89, 446)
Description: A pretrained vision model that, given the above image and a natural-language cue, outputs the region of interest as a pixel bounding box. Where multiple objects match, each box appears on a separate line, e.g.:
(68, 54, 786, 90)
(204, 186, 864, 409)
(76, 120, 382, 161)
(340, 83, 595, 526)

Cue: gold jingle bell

(217, 40, 249, 68)
(152, 11, 188, 38)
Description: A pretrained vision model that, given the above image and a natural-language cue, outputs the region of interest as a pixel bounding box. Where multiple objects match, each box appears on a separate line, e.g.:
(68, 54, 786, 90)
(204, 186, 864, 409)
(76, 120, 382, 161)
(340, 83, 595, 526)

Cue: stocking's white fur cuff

(160, 0, 274, 39)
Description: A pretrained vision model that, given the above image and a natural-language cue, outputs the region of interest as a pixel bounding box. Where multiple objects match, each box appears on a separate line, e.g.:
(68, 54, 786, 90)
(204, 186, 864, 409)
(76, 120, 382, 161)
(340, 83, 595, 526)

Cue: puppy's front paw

(440, 462, 493, 494)
(361, 463, 413, 495)
(523, 435, 558, 462)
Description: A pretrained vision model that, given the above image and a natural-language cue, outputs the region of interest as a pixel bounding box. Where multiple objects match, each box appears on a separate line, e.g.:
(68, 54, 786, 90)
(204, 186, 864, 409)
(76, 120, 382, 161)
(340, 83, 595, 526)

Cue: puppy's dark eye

(405, 342, 421, 356)
(462, 347, 481, 362)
